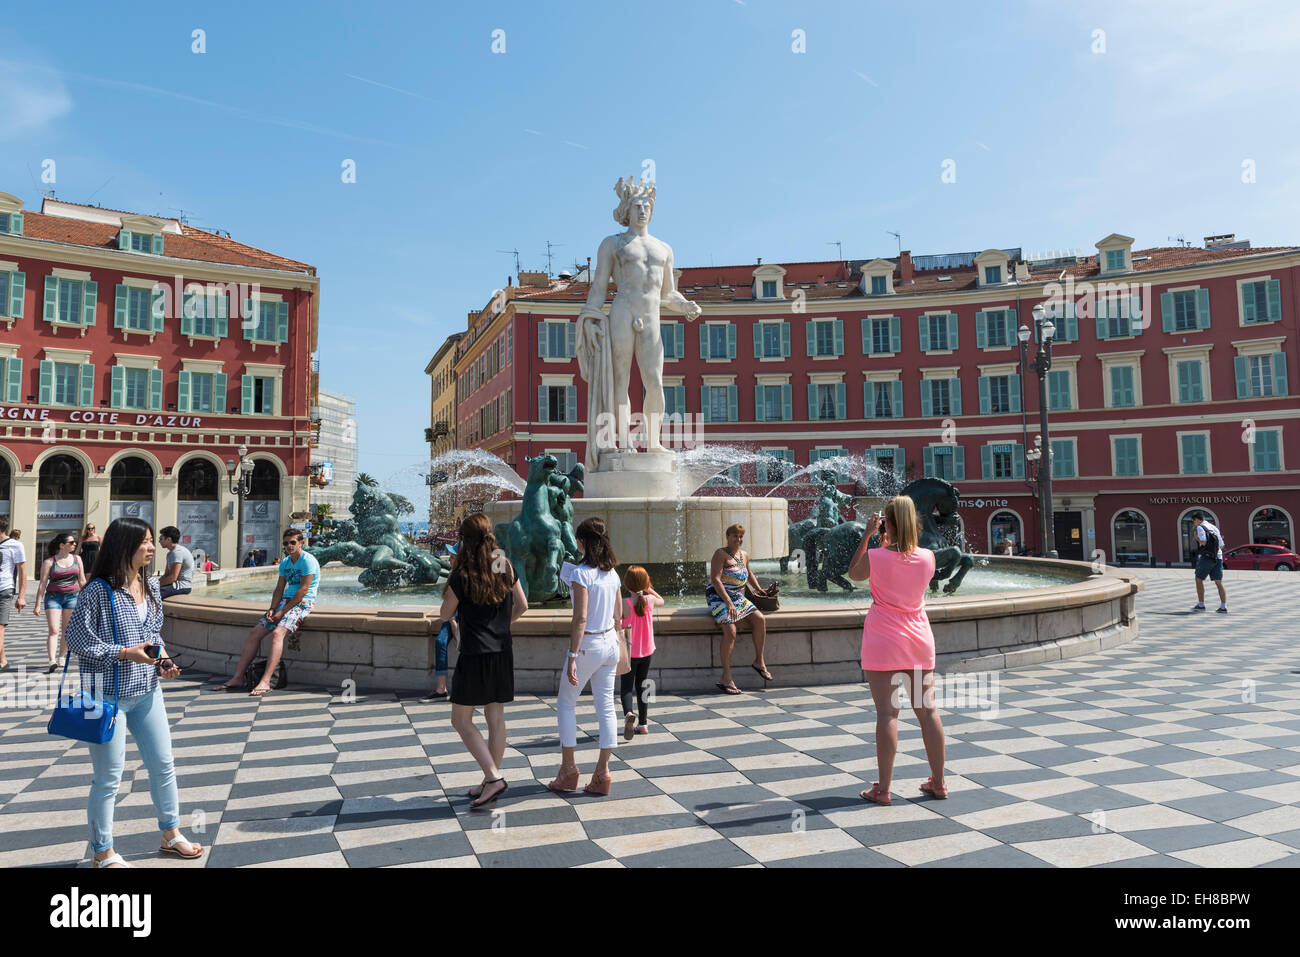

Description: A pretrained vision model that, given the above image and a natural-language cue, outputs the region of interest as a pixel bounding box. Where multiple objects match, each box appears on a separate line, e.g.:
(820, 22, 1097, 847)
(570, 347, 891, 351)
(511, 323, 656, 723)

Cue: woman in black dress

(78, 524, 100, 570)
(437, 513, 527, 809)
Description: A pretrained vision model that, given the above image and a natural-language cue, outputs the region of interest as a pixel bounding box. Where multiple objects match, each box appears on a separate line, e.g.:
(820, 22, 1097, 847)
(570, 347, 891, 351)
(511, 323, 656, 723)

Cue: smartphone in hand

(143, 643, 163, 659)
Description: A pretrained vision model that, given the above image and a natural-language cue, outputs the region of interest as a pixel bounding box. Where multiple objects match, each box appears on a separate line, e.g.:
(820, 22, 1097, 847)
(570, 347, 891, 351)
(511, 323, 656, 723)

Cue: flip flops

(715, 683, 743, 695)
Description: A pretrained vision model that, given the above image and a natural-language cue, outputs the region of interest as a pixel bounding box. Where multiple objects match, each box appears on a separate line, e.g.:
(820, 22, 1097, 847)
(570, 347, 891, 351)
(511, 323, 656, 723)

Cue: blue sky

(3, 1, 1298, 489)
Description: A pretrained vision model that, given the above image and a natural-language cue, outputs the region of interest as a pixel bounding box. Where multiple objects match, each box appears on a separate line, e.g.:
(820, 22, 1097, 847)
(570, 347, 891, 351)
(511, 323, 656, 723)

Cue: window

(811, 319, 842, 357)
(547, 322, 568, 357)
(980, 442, 1023, 480)
(1107, 307, 1131, 339)
(1252, 430, 1281, 472)
(126, 287, 152, 331)
(979, 374, 1017, 414)
(254, 302, 277, 341)
(1113, 437, 1140, 476)
(52, 363, 79, 406)
(1241, 279, 1281, 323)
(978, 310, 1011, 348)
(123, 367, 149, 409)
(1109, 365, 1136, 407)
(183, 291, 227, 338)
(549, 450, 577, 475)
(927, 378, 951, 417)
(1180, 434, 1209, 474)
(0, 213, 8, 234)
(809, 447, 851, 483)
(129, 232, 154, 253)
(924, 445, 964, 481)
(703, 384, 736, 422)
(1051, 439, 1076, 478)
(755, 383, 791, 422)
(58, 279, 82, 324)
(755, 322, 787, 358)
(869, 381, 892, 418)
(985, 265, 1002, 284)
(540, 384, 576, 422)
(1113, 510, 1149, 563)
(1105, 249, 1125, 271)
(1235, 352, 1287, 398)
(663, 384, 686, 417)
(865, 448, 902, 495)
(0, 272, 8, 317)
(1175, 360, 1204, 403)
(183, 372, 219, 413)
(704, 465, 742, 487)
(702, 323, 737, 359)
(870, 318, 891, 355)
(709, 324, 729, 357)
(760, 450, 795, 484)
(661, 321, 681, 359)
(870, 276, 887, 295)
(539, 320, 574, 358)
(922, 313, 953, 351)
(251, 377, 274, 414)
(810, 382, 844, 421)
(1048, 369, 1072, 410)
(1173, 290, 1198, 331)
(991, 448, 1012, 479)
(990, 511, 1022, 552)
(762, 280, 777, 298)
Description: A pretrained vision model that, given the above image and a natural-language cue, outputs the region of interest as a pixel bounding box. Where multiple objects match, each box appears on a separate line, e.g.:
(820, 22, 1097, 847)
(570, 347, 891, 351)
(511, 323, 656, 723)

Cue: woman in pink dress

(848, 495, 947, 804)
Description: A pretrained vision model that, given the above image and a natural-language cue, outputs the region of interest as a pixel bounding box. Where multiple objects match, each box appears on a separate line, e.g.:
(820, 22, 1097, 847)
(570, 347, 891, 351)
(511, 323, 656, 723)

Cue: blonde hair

(725, 523, 745, 539)
(883, 495, 919, 555)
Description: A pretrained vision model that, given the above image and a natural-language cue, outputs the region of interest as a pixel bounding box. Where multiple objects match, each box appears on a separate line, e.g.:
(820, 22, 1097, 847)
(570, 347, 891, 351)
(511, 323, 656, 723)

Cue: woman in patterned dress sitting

(706, 523, 771, 694)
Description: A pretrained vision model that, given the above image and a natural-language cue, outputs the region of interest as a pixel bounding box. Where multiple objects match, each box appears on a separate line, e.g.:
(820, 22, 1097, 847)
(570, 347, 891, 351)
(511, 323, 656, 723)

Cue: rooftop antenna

(1167, 234, 1189, 248)
(169, 207, 195, 225)
(827, 240, 842, 260)
(887, 230, 902, 256)
(544, 240, 564, 277)
(496, 248, 522, 276)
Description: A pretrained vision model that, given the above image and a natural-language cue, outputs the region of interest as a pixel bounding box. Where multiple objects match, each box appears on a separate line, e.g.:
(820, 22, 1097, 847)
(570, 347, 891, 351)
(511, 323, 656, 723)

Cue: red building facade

(0, 194, 319, 568)
(442, 235, 1298, 565)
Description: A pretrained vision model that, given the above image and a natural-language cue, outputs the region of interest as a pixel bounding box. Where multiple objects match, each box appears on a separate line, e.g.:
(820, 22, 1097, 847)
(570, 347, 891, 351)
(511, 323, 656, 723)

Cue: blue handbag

(47, 579, 120, 744)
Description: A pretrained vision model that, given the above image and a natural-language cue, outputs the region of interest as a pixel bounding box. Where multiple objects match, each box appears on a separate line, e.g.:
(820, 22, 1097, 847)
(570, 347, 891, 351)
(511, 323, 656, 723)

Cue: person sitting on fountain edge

(707, 523, 771, 694)
(213, 529, 319, 696)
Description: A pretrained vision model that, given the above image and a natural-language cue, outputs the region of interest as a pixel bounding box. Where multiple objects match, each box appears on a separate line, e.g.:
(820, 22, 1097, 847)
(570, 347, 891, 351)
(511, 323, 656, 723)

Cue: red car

(1222, 544, 1298, 571)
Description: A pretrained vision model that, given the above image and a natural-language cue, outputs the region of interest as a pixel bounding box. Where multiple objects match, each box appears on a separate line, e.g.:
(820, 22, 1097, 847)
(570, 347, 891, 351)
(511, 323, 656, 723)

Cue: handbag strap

(54, 578, 119, 705)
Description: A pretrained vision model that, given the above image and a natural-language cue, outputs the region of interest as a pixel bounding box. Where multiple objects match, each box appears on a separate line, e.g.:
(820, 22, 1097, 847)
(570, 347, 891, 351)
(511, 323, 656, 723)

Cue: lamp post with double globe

(226, 443, 253, 566)
(1019, 305, 1057, 558)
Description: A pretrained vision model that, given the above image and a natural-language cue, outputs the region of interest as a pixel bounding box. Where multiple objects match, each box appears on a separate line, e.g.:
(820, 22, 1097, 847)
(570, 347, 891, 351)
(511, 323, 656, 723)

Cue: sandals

(470, 778, 508, 810)
(249, 685, 273, 698)
(95, 852, 130, 868)
(860, 783, 892, 805)
(583, 772, 612, 797)
(160, 834, 204, 859)
(715, 682, 743, 696)
(623, 712, 637, 742)
(635, 726, 649, 735)
(547, 766, 580, 793)
(919, 777, 949, 800)
(751, 664, 773, 681)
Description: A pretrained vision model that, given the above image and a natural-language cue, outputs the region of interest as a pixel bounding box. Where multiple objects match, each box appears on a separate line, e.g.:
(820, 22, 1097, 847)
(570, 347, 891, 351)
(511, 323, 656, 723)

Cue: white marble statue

(576, 176, 702, 470)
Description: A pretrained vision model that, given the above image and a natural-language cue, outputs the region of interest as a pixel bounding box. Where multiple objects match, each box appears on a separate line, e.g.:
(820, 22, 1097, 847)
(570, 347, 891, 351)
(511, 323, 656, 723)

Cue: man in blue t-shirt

(214, 529, 320, 696)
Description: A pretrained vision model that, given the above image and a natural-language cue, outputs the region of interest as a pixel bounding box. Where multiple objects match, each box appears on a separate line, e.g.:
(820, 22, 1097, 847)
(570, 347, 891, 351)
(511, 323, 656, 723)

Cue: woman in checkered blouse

(64, 517, 203, 868)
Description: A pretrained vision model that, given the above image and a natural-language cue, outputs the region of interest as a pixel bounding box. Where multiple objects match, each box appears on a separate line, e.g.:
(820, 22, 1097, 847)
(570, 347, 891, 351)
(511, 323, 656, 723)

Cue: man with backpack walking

(1191, 512, 1227, 613)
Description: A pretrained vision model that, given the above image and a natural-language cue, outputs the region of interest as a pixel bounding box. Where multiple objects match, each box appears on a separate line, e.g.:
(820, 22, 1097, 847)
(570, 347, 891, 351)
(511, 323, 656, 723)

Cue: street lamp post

(226, 443, 253, 566)
(1019, 305, 1057, 558)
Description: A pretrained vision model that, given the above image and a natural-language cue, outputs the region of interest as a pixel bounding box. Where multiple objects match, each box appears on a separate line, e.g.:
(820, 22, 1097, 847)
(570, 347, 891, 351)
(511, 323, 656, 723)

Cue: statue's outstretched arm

(659, 245, 701, 321)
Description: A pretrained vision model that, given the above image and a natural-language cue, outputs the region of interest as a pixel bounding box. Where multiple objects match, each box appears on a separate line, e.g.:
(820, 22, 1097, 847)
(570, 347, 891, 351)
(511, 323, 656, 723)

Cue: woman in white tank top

(549, 518, 623, 797)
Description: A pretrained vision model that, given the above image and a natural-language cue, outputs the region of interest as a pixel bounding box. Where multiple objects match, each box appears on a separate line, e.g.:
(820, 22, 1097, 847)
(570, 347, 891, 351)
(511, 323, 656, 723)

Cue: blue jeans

(87, 684, 180, 852)
(43, 593, 79, 610)
(434, 621, 451, 676)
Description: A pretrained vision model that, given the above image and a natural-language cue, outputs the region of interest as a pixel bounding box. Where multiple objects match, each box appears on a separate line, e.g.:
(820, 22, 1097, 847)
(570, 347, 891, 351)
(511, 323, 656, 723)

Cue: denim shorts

(43, 592, 79, 611)
(0, 590, 12, 625)
(1195, 557, 1224, 581)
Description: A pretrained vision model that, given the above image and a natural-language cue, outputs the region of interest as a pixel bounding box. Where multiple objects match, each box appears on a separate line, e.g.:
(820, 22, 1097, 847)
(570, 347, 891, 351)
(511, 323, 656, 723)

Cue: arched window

(0, 457, 11, 520)
(110, 457, 154, 500)
(178, 459, 219, 500)
(1179, 508, 1218, 563)
(989, 510, 1022, 554)
(37, 454, 86, 535)
(1251, 507, 1293, 550)
(248, 460, 281, 500)
(1113, 510, 1150, 564)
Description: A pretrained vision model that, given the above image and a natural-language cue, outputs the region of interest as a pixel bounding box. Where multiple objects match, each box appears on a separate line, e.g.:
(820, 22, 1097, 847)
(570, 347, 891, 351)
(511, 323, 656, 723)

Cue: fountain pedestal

(584, 449, 679, 499)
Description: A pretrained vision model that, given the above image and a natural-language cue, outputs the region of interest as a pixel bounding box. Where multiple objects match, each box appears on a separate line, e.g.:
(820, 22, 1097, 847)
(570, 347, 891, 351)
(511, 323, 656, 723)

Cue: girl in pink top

(848, 495, 947, 805)
(619, 566, 663, 740)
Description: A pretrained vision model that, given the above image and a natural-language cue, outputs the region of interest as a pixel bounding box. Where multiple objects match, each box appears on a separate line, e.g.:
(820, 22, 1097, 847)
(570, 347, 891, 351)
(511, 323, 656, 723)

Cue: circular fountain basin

(162, 557, 1143, 693)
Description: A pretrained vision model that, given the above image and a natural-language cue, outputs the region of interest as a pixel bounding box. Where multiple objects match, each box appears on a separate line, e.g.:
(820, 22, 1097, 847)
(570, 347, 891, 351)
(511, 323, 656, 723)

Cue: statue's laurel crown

(614, 175, 656, 202)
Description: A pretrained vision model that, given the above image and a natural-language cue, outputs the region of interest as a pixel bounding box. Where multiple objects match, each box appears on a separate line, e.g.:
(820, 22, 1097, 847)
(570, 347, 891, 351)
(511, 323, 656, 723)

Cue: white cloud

(0, 60, 72, 140)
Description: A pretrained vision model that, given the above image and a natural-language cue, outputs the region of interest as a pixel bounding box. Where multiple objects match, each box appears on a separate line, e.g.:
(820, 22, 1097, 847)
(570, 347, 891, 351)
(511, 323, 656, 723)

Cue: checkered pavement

(1, 568, 1298, 868)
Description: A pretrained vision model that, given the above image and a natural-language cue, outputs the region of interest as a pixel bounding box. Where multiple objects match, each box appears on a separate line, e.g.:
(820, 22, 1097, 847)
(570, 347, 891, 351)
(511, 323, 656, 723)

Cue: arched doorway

(37, 454, 86, 540)
(0, 457, 11, 526)
(989, 510, 1022, 554)
(1112, 509, 1150, 564)
(177, 458, 221, 566)
(1250, 506, 1293, 549)
(1179, 508, 1219, 563)
(110, 456, 155, 528)
(240, 459, 282, 566)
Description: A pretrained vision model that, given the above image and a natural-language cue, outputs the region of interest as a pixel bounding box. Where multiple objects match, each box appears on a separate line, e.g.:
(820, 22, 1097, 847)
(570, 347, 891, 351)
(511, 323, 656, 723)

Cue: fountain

(161, 175, 1145, 692)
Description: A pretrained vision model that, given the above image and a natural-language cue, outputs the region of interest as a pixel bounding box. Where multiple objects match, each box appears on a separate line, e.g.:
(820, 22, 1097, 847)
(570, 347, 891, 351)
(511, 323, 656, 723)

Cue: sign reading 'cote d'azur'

(0, 406, 204, 427)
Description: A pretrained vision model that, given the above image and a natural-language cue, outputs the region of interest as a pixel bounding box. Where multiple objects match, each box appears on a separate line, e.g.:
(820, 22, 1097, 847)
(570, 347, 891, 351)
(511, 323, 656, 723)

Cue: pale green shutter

(1267, 279, 1282, 321)
(110, 366, 125, 408)
(44, 275, 58, 323)
(538, 321, 549, 358)
(9, 213, 21, 235)
(215, 293, 228, 338)
(213, 372, 227, 413)
(1176, 362, 1190, 403)
(863, 381, 874, 419)
(948, 313, 959, 349)
(953, 446, 965, 481)
(118, 228, 132, 250)
(981, 445, 992, 479)
(1161, 292, 1174, 333)
(38, 359, 53, 405)
(781, 384, 791, 420)
(8, 271, 24, 318)
(805, 322, 815, 357)
(918, 315, 930, 351)
(276, 302, 289, 342)
(241, 375, 254, 414)
(1196, 288, 1211, 329)
(79, 280, 96, 326)
(1013, 443, 1026, 479)
(701, 385, 711, 422)
(978, 376, 990, 414)
(976, 311, 987, 347)
(834, 319, 845, 355)
(537, 385, 548, 422)
(151, 233, 164, 255)
(566, 385, 576, 422)
(754, 385, 764, 421)
(566, 321, 575, 357)
(891, 380, 902, 418)
(835, 382, 846, 419)
(923, 446, 934, 477)
(1274, 352, 1288, 395)
(178, 371, 191, 412)
(79, 364, 94, 406)
(781, 321, 790, 357)
(807, 384, 817, 420)
(888, 316, 899, 354)
(151, 286, 165, 332)
(149, 368, 163, 410)
(1242, 283, 1256, 322)
(1234, 356, 1249, 398)
(727, 385, 737, 421)
(114, 285, 128, 328)
(860, 317, 870, 355)
(921, 380, 933, 417)
(181, 292, 195, 336)
(1095, 296, 1108, 338)
(951, 378, 962, 415)
(727, 324, 736, 359)
(753, 324, 763, 359)
(700, 325, 710, 359)
(1008, 373, 1021, 413)
(4, 358, 20, 402)
(260, 378, 274, 415)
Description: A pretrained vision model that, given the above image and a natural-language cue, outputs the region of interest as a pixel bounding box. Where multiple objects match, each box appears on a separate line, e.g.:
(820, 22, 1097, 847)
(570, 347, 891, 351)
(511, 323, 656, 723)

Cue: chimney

(816, 274, 825, 285)
(899, 250, 913, 284)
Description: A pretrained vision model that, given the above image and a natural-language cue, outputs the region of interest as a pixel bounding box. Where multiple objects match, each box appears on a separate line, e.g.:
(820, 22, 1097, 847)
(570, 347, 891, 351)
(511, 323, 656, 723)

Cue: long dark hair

(47, 532, 76, 560)
(450, 513, 511, 605)
(576, 517, 617, 571)
(89, 517, 159, 608)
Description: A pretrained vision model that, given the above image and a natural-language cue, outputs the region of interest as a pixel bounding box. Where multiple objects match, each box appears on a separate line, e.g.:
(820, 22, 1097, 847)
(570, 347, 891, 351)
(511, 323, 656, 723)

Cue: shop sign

(958, 498, 1010, 508)
(0, 406, 204, 427)
(1148, 495, 1252, 505)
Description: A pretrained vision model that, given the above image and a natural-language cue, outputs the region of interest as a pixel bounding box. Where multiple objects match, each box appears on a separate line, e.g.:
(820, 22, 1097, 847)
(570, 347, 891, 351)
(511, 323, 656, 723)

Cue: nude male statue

(576, 177, 702, 469)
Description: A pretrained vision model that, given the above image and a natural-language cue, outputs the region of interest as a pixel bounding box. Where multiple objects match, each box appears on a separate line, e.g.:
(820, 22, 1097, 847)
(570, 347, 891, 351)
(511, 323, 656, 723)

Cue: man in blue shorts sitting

(1191, 511, 1227, 614)
(215, 529, 320, 695)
